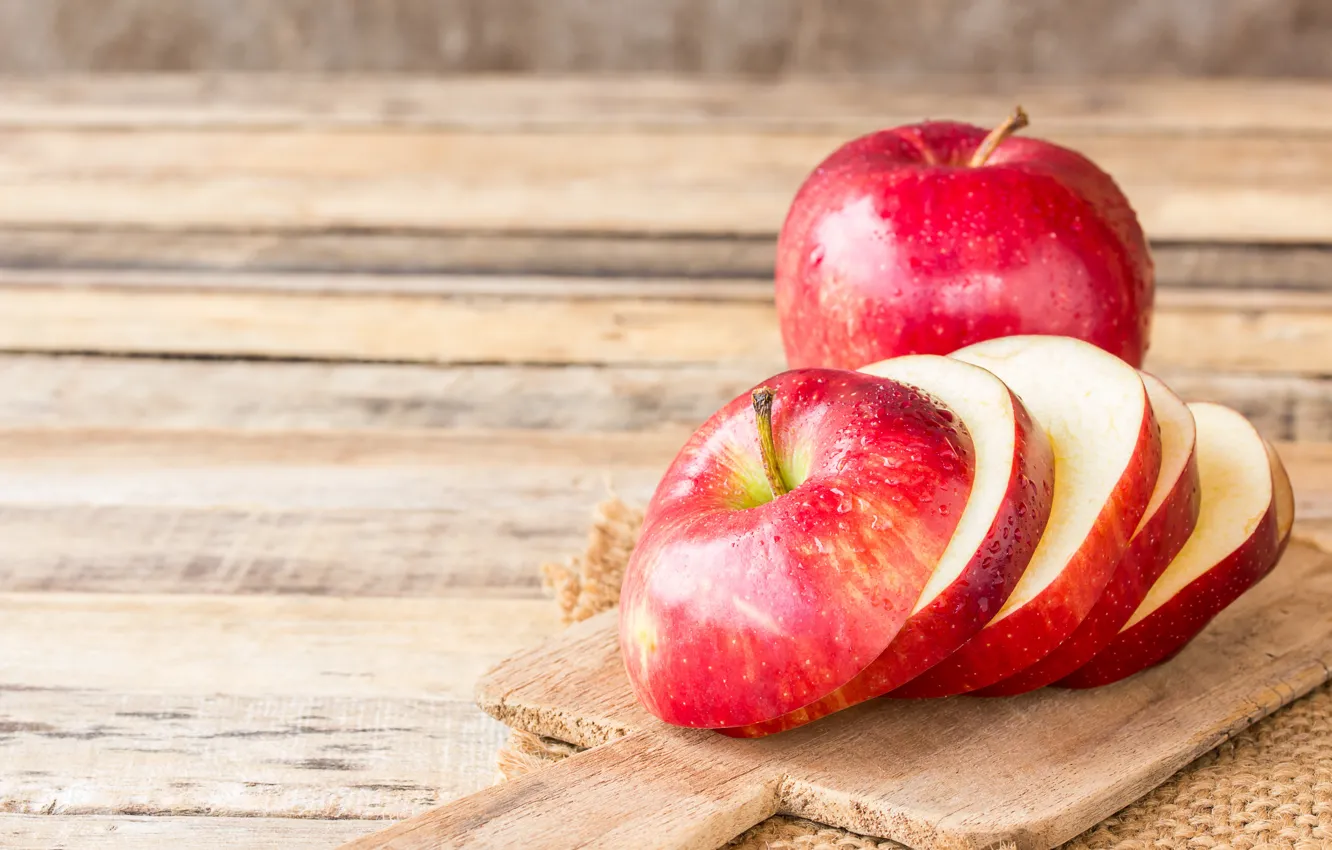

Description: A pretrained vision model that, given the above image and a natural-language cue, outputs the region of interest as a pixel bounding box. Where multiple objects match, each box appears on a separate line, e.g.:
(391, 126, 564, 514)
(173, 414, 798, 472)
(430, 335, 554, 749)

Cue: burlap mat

(494, 499, 1332, 849)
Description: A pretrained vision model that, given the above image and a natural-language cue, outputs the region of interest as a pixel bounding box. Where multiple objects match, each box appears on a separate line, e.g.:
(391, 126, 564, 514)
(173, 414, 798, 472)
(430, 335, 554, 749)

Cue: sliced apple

(720, 355, 1055, 737)
(619, 369, 978, 728)
(1268, 439, 1295, 553)
(1060, 403, 1285, 689)
(980, 373, 1200, 695)
(893, 336, 1161, 698)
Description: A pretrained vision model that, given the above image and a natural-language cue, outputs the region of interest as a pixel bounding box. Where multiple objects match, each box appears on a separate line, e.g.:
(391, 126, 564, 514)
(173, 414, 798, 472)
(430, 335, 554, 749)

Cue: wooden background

(0, 0, 1330, 76)
(0, 75, 1331, 850)
(4, 0, 1332, 839)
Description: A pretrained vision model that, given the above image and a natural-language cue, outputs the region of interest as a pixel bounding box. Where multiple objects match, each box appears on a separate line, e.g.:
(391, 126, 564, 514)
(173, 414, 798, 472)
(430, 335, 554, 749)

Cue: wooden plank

(343, 726, 778, 850)
(3, 77, 1332, 134)
(0, 129, 1331, 240)
(0, 5, 1329, 79)
(0, 285, 1329, 375)
(0, 267, 773, 302)
(0, 426, 673, 595)
(0, 430, 675, 517)
(0, 691, 504, 819)
(1154, 369, 1332, 443)
(0, 354, 1327, 442)
(1294, 519, 1332, 557)
(6, 228, 1332, 292)
(1281, 442, 1332, 520)
(0, 815, 377, 850)
(0, 436, 1325, 604)
(1147, 298, 1332, 376)
(0, 227, 779, 288)
(0, 354, 1330, 442)
(416, 542, 1332, 850)
(0, 355, 757, 433)
(0, 505, 567, 596)
(0, 428, 680, 496)
(0, 287, 786, 366)
(0, 590, 561, 822)
(0, 592, 559, 699)
(1153, 243, 1332, 293)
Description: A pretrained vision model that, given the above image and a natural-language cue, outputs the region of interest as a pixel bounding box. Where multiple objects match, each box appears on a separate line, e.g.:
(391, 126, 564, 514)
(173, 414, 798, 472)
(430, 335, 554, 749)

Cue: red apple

(979, 373, 1200, 695)
(774, 108, 1153, 370)
(1060, 404, 1287, 689)
(720, 355, 1055, 737)
(893, 336, 1161, 698)
(619, 369, 975, 728)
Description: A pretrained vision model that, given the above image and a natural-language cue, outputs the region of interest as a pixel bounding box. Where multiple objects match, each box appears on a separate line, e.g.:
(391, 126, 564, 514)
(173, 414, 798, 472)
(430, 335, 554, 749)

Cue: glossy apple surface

(721, 355, 1054, 737)
(980, 373, 1200, 695)
(619, 368, 975, 728)
(775, 113, 1153, 370)
(1060, 404, 1286, 689)
(893, 336, 1160, 698)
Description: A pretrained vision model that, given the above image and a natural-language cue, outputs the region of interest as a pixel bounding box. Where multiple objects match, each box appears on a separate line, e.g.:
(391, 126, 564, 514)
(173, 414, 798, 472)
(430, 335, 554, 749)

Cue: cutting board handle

(340, 727, 781, 850)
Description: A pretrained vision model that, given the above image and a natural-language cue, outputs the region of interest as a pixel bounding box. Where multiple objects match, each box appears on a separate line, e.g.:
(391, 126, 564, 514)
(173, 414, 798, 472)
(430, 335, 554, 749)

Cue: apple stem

(751, 386, 790, 499)
(968, 106, 1029, 168)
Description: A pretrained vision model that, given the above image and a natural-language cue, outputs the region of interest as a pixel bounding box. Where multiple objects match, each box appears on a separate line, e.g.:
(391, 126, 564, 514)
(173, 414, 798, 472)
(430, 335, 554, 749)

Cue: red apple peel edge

(721, 355, 1055, 737)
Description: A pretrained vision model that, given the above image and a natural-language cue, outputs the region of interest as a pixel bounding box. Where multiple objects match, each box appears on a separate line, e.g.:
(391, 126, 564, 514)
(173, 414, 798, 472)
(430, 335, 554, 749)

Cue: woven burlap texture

(495, 498, 1332, 849)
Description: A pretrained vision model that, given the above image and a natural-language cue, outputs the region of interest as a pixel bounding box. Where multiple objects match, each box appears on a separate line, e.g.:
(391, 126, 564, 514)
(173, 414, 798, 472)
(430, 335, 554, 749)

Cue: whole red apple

(775, 108, 1154, 369)
(619, 369, 974, 729)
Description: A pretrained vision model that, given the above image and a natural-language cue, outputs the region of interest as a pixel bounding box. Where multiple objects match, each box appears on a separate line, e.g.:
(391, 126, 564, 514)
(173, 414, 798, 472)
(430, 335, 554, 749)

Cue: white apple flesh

(894, 336, 1161, 698)
(980, 373, 1200, 695)
(721, 355, 1055, 737)
(1061, 403, 1287, 688)
(1268, 440, 1295, 549)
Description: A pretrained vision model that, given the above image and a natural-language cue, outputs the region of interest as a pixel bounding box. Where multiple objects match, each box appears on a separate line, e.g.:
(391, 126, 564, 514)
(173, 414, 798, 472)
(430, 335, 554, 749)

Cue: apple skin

(619, 369, 975, 729)
(1059, 416, 1290, 690)
(892, 386, 1160, 698)
(978, 377, 1201, 696)
(774, 120, 1153, 370)
(719, 378, 1053, 737)
(1057, 505, 1279, 690)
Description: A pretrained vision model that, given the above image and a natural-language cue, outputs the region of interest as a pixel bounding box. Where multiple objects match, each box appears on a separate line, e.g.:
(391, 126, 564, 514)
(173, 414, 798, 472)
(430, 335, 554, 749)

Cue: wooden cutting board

(343, 540, 1332, 850)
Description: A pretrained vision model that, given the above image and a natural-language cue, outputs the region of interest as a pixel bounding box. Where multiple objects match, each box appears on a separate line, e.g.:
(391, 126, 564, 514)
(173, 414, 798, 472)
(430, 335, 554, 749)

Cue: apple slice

(619, 369, 976, 728)
(1267, 439, 1296, 553)
(720, 355, 1055, 737)
(893, 336, 1161, 698)
(1060, 403, 1286, 689)
(979, 373, 1200, 695)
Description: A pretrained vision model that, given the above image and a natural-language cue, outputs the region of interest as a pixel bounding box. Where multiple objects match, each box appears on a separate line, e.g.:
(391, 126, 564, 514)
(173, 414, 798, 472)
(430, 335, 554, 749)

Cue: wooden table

(2, 75, 1332, 849)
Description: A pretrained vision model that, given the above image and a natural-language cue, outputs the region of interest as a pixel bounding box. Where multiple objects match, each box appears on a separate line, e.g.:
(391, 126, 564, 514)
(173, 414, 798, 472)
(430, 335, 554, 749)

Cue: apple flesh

(1060, 404, 1287, 689)
(980, 373, 1200, 695)
(775, 110, 1154, 370)
(720, 355, 1055, 737)
(1267, 440, 1296, 552)
(619, 368, 975, 728)
(893, 336, 1161, 698)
